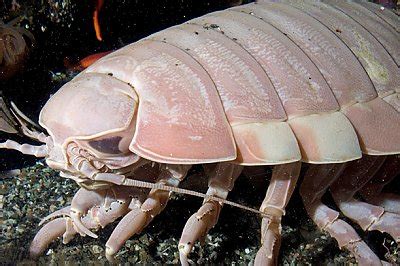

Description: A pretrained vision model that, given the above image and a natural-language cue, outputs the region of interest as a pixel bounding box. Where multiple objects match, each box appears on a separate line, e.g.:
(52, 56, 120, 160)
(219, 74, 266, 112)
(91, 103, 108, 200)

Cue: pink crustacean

(1, 0, 399, 265)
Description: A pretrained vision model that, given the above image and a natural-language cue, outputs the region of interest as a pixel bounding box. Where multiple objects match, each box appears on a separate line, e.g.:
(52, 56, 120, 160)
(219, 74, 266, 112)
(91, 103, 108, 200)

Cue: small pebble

(46, 249, 53, 256)
(92, 245, 103, 254)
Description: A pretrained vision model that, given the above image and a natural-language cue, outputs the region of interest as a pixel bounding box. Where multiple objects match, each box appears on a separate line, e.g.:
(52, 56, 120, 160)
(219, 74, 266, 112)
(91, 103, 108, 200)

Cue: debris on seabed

(1, 162, 398, 264)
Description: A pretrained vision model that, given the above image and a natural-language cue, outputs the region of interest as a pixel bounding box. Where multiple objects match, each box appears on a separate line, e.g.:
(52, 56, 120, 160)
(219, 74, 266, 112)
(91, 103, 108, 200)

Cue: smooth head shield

(39, 73, 138, 169)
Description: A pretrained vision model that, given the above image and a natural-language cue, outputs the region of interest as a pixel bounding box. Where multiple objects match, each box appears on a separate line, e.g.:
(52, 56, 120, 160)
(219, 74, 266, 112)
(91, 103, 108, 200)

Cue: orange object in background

(64, 51, 111, 71)
(93, 0, 104, 41)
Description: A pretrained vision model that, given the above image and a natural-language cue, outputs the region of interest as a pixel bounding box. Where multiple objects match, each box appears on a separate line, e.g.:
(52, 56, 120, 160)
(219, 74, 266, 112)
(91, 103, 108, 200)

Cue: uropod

(1, 0, 399, 264)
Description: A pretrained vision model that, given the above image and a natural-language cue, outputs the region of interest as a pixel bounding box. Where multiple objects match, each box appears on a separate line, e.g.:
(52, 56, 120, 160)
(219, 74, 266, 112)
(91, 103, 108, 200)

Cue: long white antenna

(123, 178, 263, 215)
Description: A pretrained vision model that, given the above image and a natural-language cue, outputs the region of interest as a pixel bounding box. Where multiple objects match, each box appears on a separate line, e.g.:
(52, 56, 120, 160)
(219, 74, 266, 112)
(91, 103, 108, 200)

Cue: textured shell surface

(41, 0, 400, 165)
(6, 2, 400, 265)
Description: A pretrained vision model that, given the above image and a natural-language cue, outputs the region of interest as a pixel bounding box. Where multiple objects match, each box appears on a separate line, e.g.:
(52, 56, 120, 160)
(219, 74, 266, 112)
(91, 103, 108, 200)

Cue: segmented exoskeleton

(1, 0, 399, 264)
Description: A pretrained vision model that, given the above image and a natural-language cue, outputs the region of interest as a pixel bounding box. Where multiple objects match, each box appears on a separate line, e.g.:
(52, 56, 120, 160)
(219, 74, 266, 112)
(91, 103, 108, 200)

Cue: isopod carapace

(1, 0, 399, 264)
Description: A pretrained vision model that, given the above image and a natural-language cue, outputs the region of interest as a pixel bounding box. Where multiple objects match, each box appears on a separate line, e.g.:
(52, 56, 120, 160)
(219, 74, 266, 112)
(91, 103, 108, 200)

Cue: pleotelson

(84, 0, 400, 165)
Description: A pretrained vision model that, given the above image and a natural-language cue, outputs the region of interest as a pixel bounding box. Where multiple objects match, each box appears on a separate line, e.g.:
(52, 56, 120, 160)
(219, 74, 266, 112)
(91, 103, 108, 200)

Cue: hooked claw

(70, 209, 98, 238)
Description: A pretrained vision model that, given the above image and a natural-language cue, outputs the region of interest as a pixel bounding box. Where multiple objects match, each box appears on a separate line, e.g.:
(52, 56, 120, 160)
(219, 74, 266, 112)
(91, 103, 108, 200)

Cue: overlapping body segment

(323, 0, 400, 66)
(82, 0, 399, 164)
(235, 2, 378, 107)
(263, 0, 399, 99)
(147, 23, 287, 124)
(353, 0, 400, 33)
(251, 0, 400, 154)
(84, 40, 237, 164)
(190, 11, 340, 118)
(147, 23, 304, 164)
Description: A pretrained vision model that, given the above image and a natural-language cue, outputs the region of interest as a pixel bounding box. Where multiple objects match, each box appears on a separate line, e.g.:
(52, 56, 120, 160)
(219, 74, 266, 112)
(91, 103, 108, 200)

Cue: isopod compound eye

(88, 136, 123, 155)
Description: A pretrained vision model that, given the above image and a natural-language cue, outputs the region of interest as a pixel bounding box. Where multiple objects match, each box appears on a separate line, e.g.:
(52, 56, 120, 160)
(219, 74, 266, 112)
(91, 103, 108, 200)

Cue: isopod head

(39, 73, 140, 174)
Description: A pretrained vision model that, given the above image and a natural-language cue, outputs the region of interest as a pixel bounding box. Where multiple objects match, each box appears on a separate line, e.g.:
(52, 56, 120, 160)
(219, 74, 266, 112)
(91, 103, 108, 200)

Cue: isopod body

(1, 0, 399, 264)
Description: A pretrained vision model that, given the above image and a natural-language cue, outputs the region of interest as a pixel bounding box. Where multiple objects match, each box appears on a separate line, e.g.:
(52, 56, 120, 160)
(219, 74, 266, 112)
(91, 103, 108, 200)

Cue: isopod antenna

(0, 140, 48, 157)
(123, 178, 264, 215)
(10, 101, 49, 142)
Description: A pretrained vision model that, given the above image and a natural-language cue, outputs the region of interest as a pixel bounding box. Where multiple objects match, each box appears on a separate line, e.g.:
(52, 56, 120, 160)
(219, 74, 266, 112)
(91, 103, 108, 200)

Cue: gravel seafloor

(1, 162, 399, 265)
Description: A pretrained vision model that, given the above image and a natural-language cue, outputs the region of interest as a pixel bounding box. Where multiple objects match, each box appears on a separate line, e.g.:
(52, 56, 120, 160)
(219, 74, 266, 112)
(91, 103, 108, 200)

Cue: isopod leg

(30, 218, 67, 258)
(365, 193, 400, 215)
(300, 164, 382, 265)
(105, 165, 191, 262)
(30, 208, 87, 259)
(330, 156, 400, 243)
(30, 186, 137, 259)
(254, 162, 300, 266)
(69, 188, 106, 238)
(178, 163, 243, 265)
(359, 155, 400, 214)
